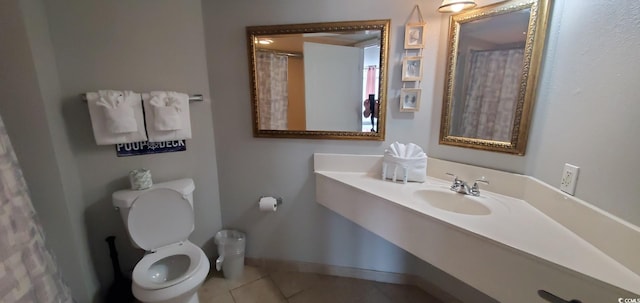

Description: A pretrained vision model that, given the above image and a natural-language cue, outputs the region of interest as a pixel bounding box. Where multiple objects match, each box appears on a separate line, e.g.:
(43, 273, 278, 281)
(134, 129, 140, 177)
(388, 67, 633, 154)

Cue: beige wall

(0, 0, 98, 301)
(433, 0, 640, 225)
(204, 0, 639, 302)
(8, 0, 224, 301)
(202, 1, 495, 302)
(3, 0, 638, 301)
(287, 57, 306, 130)
(523, 0, 640, 223)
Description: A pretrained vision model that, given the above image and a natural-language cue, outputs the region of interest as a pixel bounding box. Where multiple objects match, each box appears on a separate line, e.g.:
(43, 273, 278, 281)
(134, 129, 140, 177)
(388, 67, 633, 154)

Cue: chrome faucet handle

(470, 177, 489, 196)
(446, 173, 465, 192)
(445, 172, 460, 182)
(474, 177, 489, 185)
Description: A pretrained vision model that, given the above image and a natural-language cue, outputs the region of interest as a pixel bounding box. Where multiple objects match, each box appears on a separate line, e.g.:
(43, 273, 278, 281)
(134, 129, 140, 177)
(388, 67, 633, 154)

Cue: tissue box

(382, 142, 427, 183)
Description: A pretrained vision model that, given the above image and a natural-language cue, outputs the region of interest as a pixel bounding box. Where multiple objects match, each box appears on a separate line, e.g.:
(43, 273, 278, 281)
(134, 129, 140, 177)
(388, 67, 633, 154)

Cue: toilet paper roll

(258, 196, 278, 212)
(129, 168, 152, 190)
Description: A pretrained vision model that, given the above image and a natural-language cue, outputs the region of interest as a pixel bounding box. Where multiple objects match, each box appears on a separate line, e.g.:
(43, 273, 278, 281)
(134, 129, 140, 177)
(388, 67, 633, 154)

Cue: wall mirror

(440, 0, 551, 155)
(247, 20, 389, 140)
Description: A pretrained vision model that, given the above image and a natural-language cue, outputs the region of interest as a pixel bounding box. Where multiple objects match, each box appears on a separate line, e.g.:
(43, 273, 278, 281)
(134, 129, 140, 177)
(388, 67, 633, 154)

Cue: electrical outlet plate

(560, 163, 579, 195)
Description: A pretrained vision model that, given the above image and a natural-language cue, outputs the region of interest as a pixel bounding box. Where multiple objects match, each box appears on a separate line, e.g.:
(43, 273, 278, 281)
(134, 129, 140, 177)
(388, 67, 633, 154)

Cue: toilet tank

(112, 178, 195, 249)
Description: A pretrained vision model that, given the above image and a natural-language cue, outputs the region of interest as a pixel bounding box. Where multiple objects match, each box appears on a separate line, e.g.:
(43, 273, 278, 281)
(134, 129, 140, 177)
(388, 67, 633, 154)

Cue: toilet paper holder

(259, 196, 283, 205)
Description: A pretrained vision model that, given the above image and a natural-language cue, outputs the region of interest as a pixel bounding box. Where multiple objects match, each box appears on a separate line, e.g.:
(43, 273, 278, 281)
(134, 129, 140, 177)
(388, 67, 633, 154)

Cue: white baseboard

(245, 257, 462, 303)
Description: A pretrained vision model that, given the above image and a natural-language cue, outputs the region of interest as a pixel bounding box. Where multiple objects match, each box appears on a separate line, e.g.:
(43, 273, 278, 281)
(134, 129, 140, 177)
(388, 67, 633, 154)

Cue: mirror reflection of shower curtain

(257, 51, 288, 130)
(458, 48, 524, 141)
(0, 114, 73, 302)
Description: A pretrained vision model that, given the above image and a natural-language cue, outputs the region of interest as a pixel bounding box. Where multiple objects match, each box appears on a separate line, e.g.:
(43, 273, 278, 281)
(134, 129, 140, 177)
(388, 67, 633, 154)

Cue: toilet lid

(128, 188, 194, 251)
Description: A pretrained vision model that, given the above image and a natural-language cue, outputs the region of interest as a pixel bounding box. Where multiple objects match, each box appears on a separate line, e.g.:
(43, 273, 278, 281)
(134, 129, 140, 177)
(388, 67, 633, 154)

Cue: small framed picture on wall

(400, 88, 421, 112)
(404, 23, 426, 49)
(402, 56, 423, 81)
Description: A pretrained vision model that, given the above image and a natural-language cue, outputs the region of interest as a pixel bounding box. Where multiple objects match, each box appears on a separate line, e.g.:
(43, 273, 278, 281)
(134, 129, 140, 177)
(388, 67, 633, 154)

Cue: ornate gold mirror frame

(440, 0, 551, 155)
(247, 20, 390, 140)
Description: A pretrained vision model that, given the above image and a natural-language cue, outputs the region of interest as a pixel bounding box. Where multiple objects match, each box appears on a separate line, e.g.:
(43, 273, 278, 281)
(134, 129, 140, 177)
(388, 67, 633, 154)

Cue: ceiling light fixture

(438, 0, 477, 13)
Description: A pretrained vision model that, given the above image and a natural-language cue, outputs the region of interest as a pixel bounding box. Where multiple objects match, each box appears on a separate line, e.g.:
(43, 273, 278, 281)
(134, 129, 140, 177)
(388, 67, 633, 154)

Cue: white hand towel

(149, 94, 182, 130)
(382, 141, 427, 183)
(87, 90, 148, 145)
(95, 90, 137, 133)
(142, 91, 191, 142)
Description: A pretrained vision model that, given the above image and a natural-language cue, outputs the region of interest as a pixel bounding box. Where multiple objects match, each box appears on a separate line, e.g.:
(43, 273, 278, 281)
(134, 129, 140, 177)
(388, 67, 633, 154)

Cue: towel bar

(81, 93, 203, 102)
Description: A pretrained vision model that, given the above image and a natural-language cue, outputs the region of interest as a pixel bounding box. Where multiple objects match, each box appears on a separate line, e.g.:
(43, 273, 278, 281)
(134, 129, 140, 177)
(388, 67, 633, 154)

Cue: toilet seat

(133, 241, 204, 290)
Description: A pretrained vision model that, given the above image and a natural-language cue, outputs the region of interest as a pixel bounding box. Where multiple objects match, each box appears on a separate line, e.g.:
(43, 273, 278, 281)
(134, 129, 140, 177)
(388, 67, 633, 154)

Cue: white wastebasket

(214, 230, 246, 279)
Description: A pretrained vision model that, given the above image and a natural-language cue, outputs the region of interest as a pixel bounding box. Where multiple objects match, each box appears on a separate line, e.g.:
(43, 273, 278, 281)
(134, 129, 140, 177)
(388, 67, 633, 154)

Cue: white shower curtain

(457, 48, 524, 141)
(256, 51, 289, 130)
(0, 114, 73, 303)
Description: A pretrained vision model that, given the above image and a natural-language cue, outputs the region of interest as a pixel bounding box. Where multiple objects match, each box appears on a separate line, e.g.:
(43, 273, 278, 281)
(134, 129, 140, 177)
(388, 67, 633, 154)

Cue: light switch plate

(560, 163, 579, 195)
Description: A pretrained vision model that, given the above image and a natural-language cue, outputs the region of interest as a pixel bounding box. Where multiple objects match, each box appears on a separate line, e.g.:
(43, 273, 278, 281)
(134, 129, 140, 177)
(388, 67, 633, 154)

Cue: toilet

(112, 178, 210, 303)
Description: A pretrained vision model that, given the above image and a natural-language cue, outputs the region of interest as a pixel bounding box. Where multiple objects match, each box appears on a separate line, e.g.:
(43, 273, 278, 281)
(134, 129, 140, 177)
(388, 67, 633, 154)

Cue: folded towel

(149, 94, 182, 130)
(95, 90, 137, 133)
(87, 90, 147, 145)
(382, 141, 427, 183)
(142, 91, 191, 142)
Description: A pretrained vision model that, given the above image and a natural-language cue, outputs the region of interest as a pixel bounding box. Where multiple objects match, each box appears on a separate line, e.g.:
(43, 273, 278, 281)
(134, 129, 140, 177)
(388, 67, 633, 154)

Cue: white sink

(413, 189, 491, 215)
(314, 154, 640, 300)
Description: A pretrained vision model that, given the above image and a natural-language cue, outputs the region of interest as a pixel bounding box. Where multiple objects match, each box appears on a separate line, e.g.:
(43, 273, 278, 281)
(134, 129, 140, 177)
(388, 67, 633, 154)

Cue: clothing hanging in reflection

(256, 51, 289, 130)
(363, 65, 379, 132)
(366, 66, 377, 96)
(454, 48, 524, 141)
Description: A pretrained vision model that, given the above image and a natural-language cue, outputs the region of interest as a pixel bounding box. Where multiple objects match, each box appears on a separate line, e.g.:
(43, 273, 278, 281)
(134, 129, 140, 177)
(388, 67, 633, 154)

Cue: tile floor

(198, 266, 442, 303)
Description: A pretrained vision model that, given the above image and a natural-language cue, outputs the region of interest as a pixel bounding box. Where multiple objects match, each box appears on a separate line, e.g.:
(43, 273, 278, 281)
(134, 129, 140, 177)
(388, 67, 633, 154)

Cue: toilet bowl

(132, 242, 209, 303)
(113, 179, 210, 303)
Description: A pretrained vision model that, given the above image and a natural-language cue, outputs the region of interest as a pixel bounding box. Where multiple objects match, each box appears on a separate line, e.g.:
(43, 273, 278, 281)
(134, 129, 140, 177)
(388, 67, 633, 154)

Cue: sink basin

(414, 189, 491, 215)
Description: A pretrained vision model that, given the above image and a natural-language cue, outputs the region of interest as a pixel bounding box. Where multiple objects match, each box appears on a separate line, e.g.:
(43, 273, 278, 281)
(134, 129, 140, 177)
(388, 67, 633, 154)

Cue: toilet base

(132, 261, 208, 303)
(132, 244, 209, 303)
(136, 291, 200, 303)
(169, 292, 199, 303)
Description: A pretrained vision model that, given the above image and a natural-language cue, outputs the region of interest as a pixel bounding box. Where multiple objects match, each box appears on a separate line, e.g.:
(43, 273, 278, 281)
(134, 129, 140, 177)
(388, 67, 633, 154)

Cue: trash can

(214, 230, 246, 279)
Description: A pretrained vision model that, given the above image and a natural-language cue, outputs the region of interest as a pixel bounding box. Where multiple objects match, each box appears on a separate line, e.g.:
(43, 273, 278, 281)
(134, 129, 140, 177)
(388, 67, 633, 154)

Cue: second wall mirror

(440, 0, 551, 155)
(247, 20, 390, 140)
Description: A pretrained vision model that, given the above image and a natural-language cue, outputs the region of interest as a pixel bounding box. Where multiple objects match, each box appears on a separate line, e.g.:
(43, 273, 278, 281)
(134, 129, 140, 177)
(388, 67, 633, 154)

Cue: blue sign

(116, 140, 186, 157)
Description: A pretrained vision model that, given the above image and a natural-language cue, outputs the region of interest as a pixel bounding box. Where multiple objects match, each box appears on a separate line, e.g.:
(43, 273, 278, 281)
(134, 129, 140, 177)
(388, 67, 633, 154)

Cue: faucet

(446, 173, 471, 194)
(446, 173, 489, 197)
